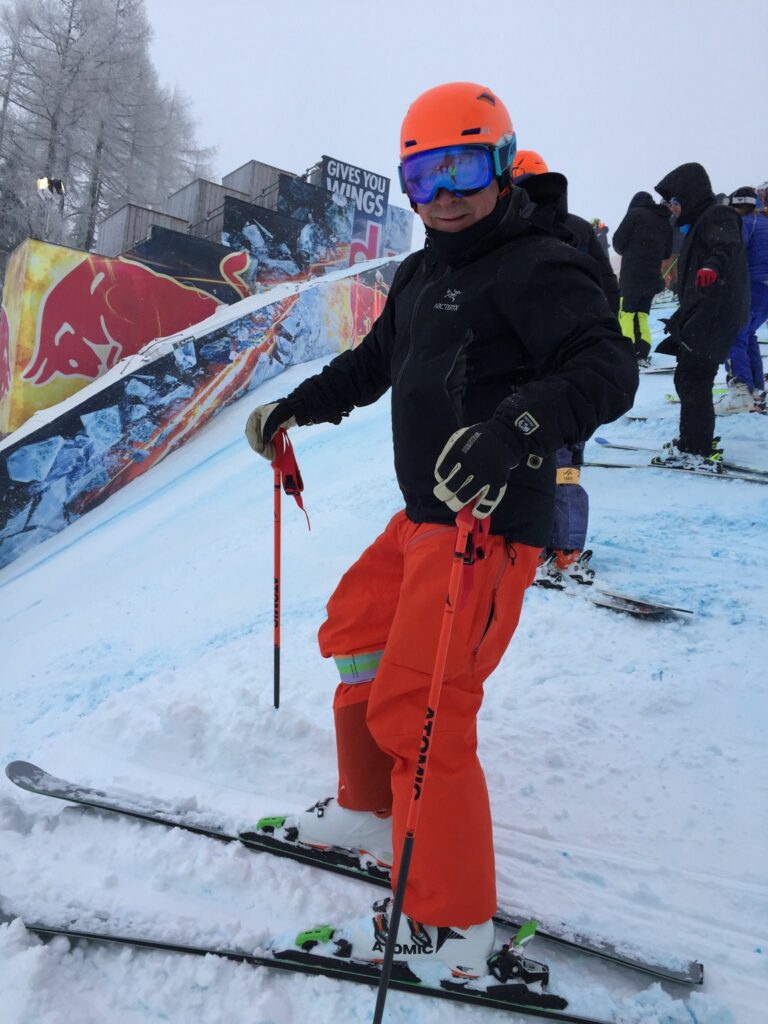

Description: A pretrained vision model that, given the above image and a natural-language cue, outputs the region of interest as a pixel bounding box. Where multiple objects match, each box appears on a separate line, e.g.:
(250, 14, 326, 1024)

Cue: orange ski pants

(318, 510, 539, 928)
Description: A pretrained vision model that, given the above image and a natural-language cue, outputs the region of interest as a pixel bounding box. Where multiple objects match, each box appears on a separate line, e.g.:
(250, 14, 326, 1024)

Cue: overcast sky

(143, 0, 767, 243)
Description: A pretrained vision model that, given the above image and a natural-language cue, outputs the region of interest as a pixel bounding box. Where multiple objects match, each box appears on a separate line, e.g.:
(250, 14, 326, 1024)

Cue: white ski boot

(254, 797, 393, 866)
(716, 380, 755, 415)
(300, 896, 496, 979)
(653, 442, 724, 474)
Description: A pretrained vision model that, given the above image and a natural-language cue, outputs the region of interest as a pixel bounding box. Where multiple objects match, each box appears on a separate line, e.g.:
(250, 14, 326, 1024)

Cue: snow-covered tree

(0, 0, 214, 273)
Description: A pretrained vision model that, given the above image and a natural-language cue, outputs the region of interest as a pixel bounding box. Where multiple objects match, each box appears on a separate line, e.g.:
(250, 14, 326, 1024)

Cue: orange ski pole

(270, 429, 310, 710)
(272, 461, 282, 709)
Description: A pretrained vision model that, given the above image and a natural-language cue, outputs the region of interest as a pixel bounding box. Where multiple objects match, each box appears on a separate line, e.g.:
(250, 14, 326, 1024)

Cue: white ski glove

(245, 400, 297, 461)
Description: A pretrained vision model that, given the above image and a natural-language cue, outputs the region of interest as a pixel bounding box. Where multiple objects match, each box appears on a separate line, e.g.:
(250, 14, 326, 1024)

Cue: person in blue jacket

(719, 187, 768, 414)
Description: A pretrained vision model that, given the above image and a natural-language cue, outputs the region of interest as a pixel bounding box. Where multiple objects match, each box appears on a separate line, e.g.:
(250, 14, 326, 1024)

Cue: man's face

(667, 198, 682, 218)
(417, 180, 500, 233)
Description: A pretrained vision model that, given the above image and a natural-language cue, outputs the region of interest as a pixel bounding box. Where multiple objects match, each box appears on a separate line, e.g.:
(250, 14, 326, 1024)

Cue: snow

(1, 305, 767, 1023)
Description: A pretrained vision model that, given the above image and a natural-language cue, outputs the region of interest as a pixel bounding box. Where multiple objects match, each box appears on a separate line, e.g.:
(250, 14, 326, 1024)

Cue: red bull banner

(0, 238, 253, 437)
(318, 156, 390, 265)
(0, 260, 398, 570)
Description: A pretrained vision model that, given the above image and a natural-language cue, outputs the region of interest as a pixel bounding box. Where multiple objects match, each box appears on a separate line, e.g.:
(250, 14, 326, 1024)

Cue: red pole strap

(271, 429, 310, 530)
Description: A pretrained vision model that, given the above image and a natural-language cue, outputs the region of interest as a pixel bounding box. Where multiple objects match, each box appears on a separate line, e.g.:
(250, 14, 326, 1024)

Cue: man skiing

(654, 163, 749, 470)
(244, 82, 638, 978)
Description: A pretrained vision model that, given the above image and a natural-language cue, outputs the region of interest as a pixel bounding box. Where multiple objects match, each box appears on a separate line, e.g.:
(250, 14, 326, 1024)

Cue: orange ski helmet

(511, 150, 549, 181)
(399, 82, 516, 175)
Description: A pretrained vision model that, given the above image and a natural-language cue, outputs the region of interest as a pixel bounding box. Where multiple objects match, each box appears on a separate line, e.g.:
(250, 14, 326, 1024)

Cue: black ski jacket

(282, 190, 637, 547)
(612, 192, 673, 305)
(518, 172, 620, 314)
(655, 164, 749, 364)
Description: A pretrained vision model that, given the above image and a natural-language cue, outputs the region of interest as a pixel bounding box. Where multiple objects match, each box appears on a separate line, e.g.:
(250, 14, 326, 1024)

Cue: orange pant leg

(319, 512, 408, 812)
(319, 510, 538, 927)
(368, 523, 539, 928)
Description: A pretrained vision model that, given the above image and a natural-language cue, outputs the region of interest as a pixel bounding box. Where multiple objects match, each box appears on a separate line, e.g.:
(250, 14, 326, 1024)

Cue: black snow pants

(674, 348, 719, 456)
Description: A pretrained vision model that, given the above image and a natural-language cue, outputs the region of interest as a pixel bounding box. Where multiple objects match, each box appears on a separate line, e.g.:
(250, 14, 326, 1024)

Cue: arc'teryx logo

(434, 288, 461, 311)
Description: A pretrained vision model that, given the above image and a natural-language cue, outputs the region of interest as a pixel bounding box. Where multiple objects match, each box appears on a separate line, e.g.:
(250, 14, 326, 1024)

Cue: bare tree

(0, 0, 214, 269)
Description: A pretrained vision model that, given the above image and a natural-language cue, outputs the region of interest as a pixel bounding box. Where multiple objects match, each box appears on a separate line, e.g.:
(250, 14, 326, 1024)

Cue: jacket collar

(424, 188, 537, 267)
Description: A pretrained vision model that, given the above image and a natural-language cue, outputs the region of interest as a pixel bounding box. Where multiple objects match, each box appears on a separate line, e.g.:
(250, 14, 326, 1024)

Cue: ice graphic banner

(222, 189, 354, 288)
(276, 176, 355, 273)
(0, 261, 397, 570)
(319, 156, 390, 265)
(383, 206, 414, 257)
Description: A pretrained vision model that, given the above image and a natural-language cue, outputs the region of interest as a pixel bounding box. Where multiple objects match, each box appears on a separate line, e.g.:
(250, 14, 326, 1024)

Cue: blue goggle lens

(399, 145, 495, 205)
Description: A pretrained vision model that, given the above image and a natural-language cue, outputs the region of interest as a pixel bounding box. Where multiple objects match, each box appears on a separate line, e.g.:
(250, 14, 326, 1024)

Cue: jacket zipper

(394, 267, 449, 393)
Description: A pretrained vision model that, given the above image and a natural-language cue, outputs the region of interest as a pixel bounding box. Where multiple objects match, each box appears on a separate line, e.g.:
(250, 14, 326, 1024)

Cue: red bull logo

(22, 249, 250, 387)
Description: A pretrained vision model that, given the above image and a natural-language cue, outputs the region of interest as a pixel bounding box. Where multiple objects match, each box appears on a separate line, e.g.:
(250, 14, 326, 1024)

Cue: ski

(0, 899, 615, 1024)
(593, 587, 692, 615)
(4, 760, 704, 985)
(583, 460, 768, 485)
(589, 590, 693, 618)
(534, 582, 692, 619)
(594, 437, 768, 478)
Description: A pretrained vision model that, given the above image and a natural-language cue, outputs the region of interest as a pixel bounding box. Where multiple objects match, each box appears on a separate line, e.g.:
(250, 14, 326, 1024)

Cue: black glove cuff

(264, 399, 295, 441)
(482, 418, 523, 469)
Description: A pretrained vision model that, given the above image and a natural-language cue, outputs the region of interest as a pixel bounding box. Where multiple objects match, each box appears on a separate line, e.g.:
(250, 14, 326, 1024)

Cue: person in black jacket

(243, 82, 637, 977)
(511, 149, 622, 587)
(612, 191, 673, 365)
(511, 150, 620, 315)
(654, 163, 749, 470)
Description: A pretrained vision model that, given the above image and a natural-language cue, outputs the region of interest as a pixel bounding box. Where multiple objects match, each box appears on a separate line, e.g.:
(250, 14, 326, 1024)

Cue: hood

(628, 191, 655, 209)
(655, 162, 715, 227)
(513, 170, 572, 237)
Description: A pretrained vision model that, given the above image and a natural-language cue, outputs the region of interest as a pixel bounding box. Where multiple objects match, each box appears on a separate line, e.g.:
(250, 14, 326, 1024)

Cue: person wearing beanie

(718, 186, 768, 413)
(611, 191, 673, 365)
(654, 162, 749, 470)
(242, 83, 637, 976)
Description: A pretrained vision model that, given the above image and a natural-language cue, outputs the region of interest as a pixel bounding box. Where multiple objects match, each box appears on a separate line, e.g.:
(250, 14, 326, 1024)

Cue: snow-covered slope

(1, 310, 766, 1023)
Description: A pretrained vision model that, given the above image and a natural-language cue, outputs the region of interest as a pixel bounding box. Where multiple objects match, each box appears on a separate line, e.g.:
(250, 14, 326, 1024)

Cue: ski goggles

(399, 145, 503, 205)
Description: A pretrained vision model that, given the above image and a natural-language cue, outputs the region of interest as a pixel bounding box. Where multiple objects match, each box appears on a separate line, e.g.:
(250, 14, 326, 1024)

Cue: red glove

(696, 267, 718, 288)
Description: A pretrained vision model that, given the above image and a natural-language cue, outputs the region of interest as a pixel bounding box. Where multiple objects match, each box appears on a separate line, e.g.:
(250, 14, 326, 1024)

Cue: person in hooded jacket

(654, 162, 749, 470)
(718, 187, 768, 413)
(511, 150, 620, 315)
(511, 149, 621, 587)
(242, 84, 637, 978)
(611, 192, 673, 365)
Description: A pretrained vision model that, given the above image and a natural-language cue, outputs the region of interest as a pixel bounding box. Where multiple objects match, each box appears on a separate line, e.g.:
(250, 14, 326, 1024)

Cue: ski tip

(5, 760, 38, 782)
